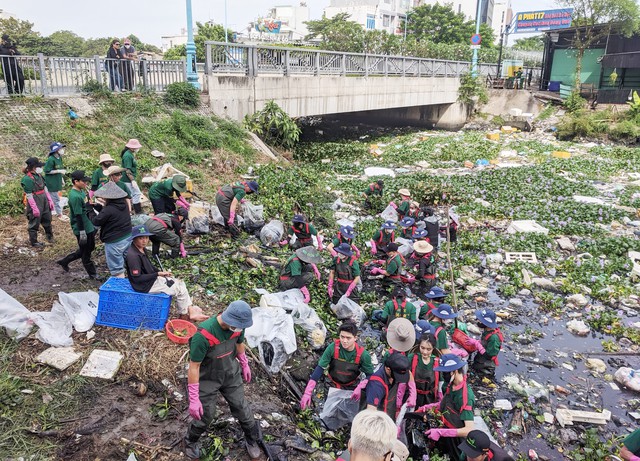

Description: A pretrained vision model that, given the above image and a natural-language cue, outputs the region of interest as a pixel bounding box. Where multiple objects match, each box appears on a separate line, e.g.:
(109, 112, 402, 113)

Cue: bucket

(165, 319, 197, 344)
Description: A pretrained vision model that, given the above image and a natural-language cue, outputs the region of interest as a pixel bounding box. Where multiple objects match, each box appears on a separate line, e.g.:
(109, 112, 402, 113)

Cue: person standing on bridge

(0, 34, 25, 94)
(106, 39, 124, 91)
(121, 37, 137, 91)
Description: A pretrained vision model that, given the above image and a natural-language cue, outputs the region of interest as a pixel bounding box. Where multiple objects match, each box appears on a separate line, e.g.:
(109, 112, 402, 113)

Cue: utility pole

(496, 24, 509, 78)
(224, 0, 229, 43)
(185, 0, 200, 89)
(471, 0, 483, 77)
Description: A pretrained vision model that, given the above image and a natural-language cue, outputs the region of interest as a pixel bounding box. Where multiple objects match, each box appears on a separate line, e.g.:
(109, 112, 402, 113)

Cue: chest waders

(328, 340, 364, 390)
(411, 355, 439, 406)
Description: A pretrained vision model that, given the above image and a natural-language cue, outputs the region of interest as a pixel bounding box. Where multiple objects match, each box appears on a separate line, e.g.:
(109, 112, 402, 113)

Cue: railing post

(182, 58, 188, 82)
(93, 55, 102, 85)
(204, 43, 211, 76)
(37, 53, 48, 96)
(284, 49, 290, 76)
(141, 59, 149, 89)
(364, 54, 369, 78)
(341, 53, 346, 76)
(315, 51, 320, 76)
(249, 46, 258, 77)
(384, 57, 388, 77)
(418, 58, 422, 78)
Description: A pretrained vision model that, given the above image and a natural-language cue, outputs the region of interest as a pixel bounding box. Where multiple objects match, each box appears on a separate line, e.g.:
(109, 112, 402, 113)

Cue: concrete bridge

(204, 42, 498, 128)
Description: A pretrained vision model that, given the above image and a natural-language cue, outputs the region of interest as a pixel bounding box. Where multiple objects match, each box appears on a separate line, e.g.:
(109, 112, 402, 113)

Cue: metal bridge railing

(205, 41, 499, 78)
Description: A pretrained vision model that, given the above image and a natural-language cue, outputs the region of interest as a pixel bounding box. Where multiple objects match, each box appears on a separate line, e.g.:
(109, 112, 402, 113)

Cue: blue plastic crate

(97, 277, 171, 330)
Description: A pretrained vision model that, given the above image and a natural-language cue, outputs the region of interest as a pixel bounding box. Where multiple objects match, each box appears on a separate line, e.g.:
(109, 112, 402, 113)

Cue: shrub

(457, 72, 488, 107)
(164, 82, 200, 108)
(556, 110, 607, 140)
(609, 120, 640, 141)
(80, 79, 112, 98)
(564, 91, 586, 113)
(244, 101, 301, 149)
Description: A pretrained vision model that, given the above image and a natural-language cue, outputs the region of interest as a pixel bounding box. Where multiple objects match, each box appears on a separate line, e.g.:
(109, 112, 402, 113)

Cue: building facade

(247, 4, 310, 42)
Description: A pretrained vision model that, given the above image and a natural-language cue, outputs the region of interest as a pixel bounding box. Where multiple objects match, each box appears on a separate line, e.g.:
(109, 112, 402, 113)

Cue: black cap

(25, 157, 44, 168)
(387, 242, 399, 252)
(175, 207, 189, 219)
(70, 170, 91, 182)
(458, 430, 491, 458)
(384, 353, 409, 384)
(377, 179, 384, 186)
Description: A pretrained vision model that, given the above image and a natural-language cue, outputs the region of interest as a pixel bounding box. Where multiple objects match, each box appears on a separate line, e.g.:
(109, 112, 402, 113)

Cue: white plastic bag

(210, 205, 225, 226)
(0, 288, 34, 340)
(245, 306, 297, 374)
(615, 367, 640, 392)
(187, 215, 211, 235)
(395, 237, 414, 257)
(291, 304, 327, 349)
(260, 220, 285, 246)
(58, 291, 98, 333)
(381, 204, 399, 222)
(242, 202, 265, 230)
(320, 387, 360, 430)
(331, 296, 366, 326)
(31, 302, 73, 347)
(260, 289, 306, 312)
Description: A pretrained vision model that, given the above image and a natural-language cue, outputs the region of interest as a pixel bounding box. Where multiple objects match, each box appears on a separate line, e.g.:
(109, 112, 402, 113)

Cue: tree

(41, 30, 84, 56)
(125, 34, 162, 55)
(162, 22, 233, 61)
(559, 0, 640, 87)
(0, 18, 43, 54)
(82, 37, 114, 57)
(512, 35, 544, 51)
(164, 45, 186, 60)
(304, 13, 365, 52)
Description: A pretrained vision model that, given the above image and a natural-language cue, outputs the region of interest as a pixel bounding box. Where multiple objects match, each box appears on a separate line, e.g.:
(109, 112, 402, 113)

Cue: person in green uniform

(282, 214, 322, 250)
(398, 217, 416, 240)
(427, 303, 458, 355)
(408, 333, 441, 407)
(370, 242, 404, 283)
(407, 201, 420, 220)
(372, 286, 417, 327)
(21, 157, 54, 247)
(412, 228, 428, 242)
(184, 301, 262, 460)
(362, 179, 384, 208)
(327, 225, 360, 258)
(90, 154, 117, 202)
(388, 188, 411, 220)
(100, 165, 132, 212)
(215, 180, 259, 229)
(300, 321, 373, 410)
(279, 246, 322, 304)
(621, 428, 640, 460)
(328, 243, 362, 305)
(458, 430, 515, 461)
(420, 354, 476, 461)
(370, 221, 396, 256)
(148, 175, 188, 215)
(120, 138, 143, 214)
(364, 352, 411, 421)
(470, 309, 502, 377)
(419, 286, 447, 319)
(43, 141, 68, 221)
(56, 171, 99, 279)
(145, 207, 189, 258)
(407, 240, 437, 290)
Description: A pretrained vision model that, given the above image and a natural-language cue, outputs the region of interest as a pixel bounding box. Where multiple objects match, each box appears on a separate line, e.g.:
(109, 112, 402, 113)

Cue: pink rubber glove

(45, 191, 55, 210)
(316, 235, 324, 251)
(629, 456, 640, 461)
(330, 248, 338, 257)
(312, 264, 321, 281)
(353, 245, 361, 258)
(351, 379, 368, 401)
(88, 189, 95, 200)
(370, 267, 383, 275)
(188, 383, 203, 420)
(27, 197, 40, 218)
(300, 286, 311, 304)
(397, 382, 407, 409)
(407, 380, 417, 408)
(468, 338, 486, 355)
(389, 201, 398, 209)
(417, 402, 440, 412)
(300, 379, 316, 409)
(374, 260, 386, 265)
(279, 239, 289, 246)
(451, 347, 469, 358)
(345, 280, 357, 297)
(425, 428, 458, 441)
(437, 390, 444, 401)
(177, 196, 190, 210)
(370, 241, 377, 255)
(228, 210, 235, 226)
(240, 198, 246, 204)
(179, 242, 187, 258)
(237, 352, 251, 383)
(328, 279, 334, 297)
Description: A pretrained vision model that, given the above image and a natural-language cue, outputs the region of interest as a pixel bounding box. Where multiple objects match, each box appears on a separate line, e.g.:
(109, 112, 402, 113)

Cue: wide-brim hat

(339, 225, 355, 240)
(386, 318, 416, 352)
(295, 247, 322, 264)
(384, 352, 410, 384)
(104, 165, 125, 176)
(425, 287, 447, 299)
(400, 217, 415, 228)
(475, 309, 499, 328)
(430, 303, 458, 319)
(99, 153, 115, 165)
(49, 142, 65, 154)
(413, 240, 433, 254)
(94, 181, 128, 200)
(458, 430, 491, 458)
(415, 319, 434, 337)
(335, 243, 353, 257)
(434, 353, 466, 372)
(412, 229, 428, 239)
(398, 188, 411, 197)
(221, 300, 253, 329)
(125, 139, 142, 149)
(246, 180, 259, 193)
(392, 440, 410, 461)
(381, 221, 396, 230)
(26, 157, 44, 168)
(172, 175, 187, 192)
(292, 214, 306, 224)
(131, 224, 154, 238)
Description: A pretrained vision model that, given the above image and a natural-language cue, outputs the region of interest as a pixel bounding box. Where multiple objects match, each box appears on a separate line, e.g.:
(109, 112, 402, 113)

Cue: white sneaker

(58, 215, 70, 222)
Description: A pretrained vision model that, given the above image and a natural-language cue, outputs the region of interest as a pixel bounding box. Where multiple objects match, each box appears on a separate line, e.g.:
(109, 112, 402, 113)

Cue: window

(366, 14, 376, 30)
(383, 14, 391, 27)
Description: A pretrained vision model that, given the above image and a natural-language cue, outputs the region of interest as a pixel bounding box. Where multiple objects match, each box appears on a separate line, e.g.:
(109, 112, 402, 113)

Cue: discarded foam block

(506, 220, 549, 235)
(501, 126, 517, 134)
(486, 133, 500, 141)
(79, 349, 123, 379)
(555, 408, 611, 428)
(37, 347, 82, 371)
(552, 151, 571, 159)
(505, 252, 538, 264)
(364, 167, 395, 178)
(509, 108, 523, 117)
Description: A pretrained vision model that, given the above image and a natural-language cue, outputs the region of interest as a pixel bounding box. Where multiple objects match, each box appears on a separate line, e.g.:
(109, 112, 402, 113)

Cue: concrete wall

(207, 74, 461, 121)
(482, 89, 543, 117)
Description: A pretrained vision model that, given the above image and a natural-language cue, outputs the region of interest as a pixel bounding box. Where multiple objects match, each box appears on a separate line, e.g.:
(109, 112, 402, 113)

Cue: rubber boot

(170, 248, 179, 259)
(151, 240, 160, 257)
(84, 262, 102, 281)
(29, 230, 43, 247)
(183, 426, 204, 460)
(244, 424, 261, 460)
(133, 203, 142, 214)
(44, 226, 54, 243)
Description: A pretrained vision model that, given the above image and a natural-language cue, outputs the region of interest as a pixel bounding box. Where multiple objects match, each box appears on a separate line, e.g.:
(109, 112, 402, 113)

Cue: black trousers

(151, 197, 175, 215)
(58, 231, 97, 276)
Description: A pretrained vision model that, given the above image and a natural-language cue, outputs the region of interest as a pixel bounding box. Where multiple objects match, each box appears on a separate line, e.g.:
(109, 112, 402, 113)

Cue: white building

(491, 0, 513, 42)
(161, 28, 188, 53)
(246, 3, 310, 43)
(324, 0, 412, 35)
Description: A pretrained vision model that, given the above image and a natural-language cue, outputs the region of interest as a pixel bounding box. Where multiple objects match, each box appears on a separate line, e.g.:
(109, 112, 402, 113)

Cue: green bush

(80, 79, 112, 98)
(164, 82, 200, 108)
(564, 91, 586, 113)
(244, 101, 301, 149)
(457, 72, 488, 106)
(556, 110, 607, 140)
(609, 120, 640, 141)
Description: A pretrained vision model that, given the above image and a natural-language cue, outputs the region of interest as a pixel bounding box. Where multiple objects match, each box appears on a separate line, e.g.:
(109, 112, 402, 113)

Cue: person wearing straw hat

(388, 189, 411, 220)
(125, 224, 208, 321)
(184, 300, 261, 460)
(335, 409, 407, 461)
(364, 351, 411, 420)
(90, 153, 118, 201)
(145, 207, 189, 258)
(43, 141, 69, 222)
(398, 217, 416, 240)
(441, 209, 460, 244)
(328, 243, 362, 305)
(408, 201, 420, 220)
(370, 221, 396, 256)
(21, 157, 54, 247)
(279, 246, 322, 304)
(327, 225, 360, 258)
(418, 286, 447, 319)
(419, 353, 476, 461)
(407, 240, 437, 290)
(148, 175, 188, 215)
(215, 179, 259, 230)
(88, 182, 132, 278)
(120, 138, 143, 214)
(458, 430, 514, 461)
(369, 242, 404, 283)
(470, 309, 503, 377)
(56, 171, 99, 278)
(361, 179, 384, 209)
(99, 165, 132, 211)
(283, 214, 322, 250)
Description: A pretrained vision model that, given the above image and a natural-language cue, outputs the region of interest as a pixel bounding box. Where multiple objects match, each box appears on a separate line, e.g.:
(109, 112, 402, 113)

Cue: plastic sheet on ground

(331, 295, 366, 326)
(260, 289, 305, 312)
(245, 307, 296, 374)
(502, 373, 549, 401)
(615, 367, 640, 392)
(320, 387, 360, 430)
(260, 220, 285, 247)
(58, 291, 98, 333)
(242, 202, 265, 231)
(395, 237, 414, 256)
(31, 301, 73, 347)
(381, 204, 398, 222)
(0, 288, 34, 340)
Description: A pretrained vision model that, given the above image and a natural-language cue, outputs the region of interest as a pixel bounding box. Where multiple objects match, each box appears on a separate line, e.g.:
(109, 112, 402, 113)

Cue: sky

(3, 0, 560, 47)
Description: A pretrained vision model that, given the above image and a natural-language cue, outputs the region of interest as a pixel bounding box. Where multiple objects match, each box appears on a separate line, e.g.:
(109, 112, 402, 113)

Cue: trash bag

(187, 215, 210, 235)
(245, 306, 296, 374)
(58, 291, 98, 333)
(31, 301, 73, 347)
(395, 237, 414, 257)
(615, 367, 640, 392)
(0, 288, 34, 340)
(291, 304, 327, 349)
(210, 205, 225, 226)
(260, 289, 306, 312)
(381, 204, 398, 222)
(320, 387, 360, 430)
(131, 214, 150, 227)
(331, 296, 366, 326)
(260, 220, 285, 247)
(242, 202, 265, 231)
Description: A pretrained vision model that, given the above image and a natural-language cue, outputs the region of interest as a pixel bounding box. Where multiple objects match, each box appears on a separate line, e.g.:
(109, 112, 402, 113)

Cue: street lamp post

(471, 0, 483, 77)
(185, 0, 200, 88)
(224, 0, 229, 43)
(496, 24, 509, 78)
